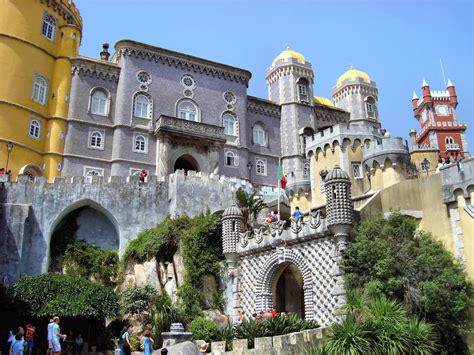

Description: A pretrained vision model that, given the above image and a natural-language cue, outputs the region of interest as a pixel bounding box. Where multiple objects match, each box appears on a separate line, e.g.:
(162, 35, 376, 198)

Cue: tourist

(7, 330, 14, 351)
(51, 316, 66, 355)
(271, 211, 278, 223)
(10, 333, 24, 355)
(75, 333, 84, 354)
(264, 213, 272, 225)
(292, 206, 304, 221)
(24, 324, 35, 355)
(435, 158, 443, 173)
(0, 168, 4, 175)
(238, 310, 245, 322)
(139, 169, 148, 183)
(141, 330, 154, 355)
(263, 309, 272, 319)
(46, 319, 54, 355)
(120, 325, 133, 355)
(271, 306, 278, 318)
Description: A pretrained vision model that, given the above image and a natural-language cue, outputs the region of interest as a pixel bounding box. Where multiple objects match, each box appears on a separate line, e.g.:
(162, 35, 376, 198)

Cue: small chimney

(100, 43, 110, 61)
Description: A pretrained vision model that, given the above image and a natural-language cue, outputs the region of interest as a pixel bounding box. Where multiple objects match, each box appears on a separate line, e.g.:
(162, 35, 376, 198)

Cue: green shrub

(63, 240, 118, 287)
(342, 212, 472, 353)
(120, 285, 159, 315)
(188, 317, 219, 343)
(122, 215, 187, 265)
(14, 273, 118, 318)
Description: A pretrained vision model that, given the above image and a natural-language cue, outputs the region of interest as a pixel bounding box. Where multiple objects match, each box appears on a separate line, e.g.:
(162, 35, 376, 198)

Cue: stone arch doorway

(273, 263, 304, 317)
(48, 199, 120, 272)
(174, 154, 200, 173)
(256, 248, 314, 319)
(19, 163, 43, 181)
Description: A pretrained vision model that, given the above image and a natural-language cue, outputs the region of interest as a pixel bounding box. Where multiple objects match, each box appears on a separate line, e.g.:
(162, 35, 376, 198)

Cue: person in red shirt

(139, 169, 148, 183)
(24, 324, 36, 354)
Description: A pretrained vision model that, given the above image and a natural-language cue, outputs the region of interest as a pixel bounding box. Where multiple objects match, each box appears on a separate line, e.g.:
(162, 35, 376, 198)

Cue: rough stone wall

(0, 171, 242, 284)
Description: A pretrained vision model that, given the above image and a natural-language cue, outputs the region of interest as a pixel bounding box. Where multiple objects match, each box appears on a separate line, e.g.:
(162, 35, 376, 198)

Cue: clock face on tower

(435, 104, 449, 116)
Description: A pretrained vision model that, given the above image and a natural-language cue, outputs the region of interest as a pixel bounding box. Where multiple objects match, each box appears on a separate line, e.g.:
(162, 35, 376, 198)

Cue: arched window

(253, 123, 266, 146)
(29, 119, 41, 139)
(91, 89, 109, 116)
(445, 136, 454, 145)
(89, 131, 103, 149)
(256, 159, 266, 175)
(223, 113, 236, 136)
(225, 150, 238, 167)
(32, 75, 48, 105)
(133, 93, 152, 119)
(134, 134, 147, 153)
(297, 78, 309, 102)
(41, 13, 56, 40)
(365, 96, 376, 118)
(177, 100, 198, 121)
(303, 161, 310, 176)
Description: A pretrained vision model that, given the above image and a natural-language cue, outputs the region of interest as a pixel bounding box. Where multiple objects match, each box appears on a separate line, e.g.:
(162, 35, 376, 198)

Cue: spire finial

(285, 43, 290, 50)
(422, 78, 429, 87)
(412, 91, 418, 100)
(447, 79, 454, 87)
(349, 63, 353, 70)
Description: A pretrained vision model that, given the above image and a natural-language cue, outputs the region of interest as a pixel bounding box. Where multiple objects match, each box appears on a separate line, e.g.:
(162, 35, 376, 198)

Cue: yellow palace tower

(0, 0, 82, 180)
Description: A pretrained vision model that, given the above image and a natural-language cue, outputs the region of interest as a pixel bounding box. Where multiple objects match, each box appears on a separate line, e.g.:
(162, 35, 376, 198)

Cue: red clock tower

(412, 79, 469, 159)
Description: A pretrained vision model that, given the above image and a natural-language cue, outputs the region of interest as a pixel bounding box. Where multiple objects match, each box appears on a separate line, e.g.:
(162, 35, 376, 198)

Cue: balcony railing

(445, 143, 460, 151)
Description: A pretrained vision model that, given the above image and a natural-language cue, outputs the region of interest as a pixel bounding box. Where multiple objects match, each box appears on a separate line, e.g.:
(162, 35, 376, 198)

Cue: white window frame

(223, 113, 237, 136)
(445, 136, 454, 145)
(88, 129, 105, 150)
(28, 118, 41, 140)
(177, 99, 199, 122)
(133, 133, 148, 154)
(365, 96, 376, 118)
(133, 92, 153, 119)
(352, 162, 363, 179)
(41, 12, 56, 41)
(224, 149, 239, 168)
(303, 161, 310, 176)
(89, 88, 110, 116)
(32, 74, 48, 105)
(253, 123, 266, 146)
(83, 166, 104, 177)
(255, 158, 267, 176)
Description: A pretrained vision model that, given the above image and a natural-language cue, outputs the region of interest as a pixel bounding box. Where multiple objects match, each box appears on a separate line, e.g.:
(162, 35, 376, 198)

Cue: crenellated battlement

(41, 0, 83, 30)
(362, 137, 410, 170)
(306, 124, 382, 156)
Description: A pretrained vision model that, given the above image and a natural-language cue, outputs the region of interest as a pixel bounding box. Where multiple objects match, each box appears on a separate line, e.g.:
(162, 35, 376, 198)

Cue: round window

(181, 75, 196, 89)
(223, 92, 236, 104)
(137, 71, 152, 85)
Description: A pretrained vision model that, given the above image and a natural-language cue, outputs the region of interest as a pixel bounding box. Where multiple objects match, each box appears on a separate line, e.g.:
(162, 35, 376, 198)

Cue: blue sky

(75, 0, 473, 149)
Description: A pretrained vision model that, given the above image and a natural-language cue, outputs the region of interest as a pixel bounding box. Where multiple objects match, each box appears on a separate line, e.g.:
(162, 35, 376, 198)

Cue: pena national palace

(0, 1, 473, 354)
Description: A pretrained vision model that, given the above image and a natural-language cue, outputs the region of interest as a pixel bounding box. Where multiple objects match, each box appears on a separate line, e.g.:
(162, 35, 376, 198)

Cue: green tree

(235, 188, 267, 228)
(14, 273, 118, 318)
(342, 213, 472, 354)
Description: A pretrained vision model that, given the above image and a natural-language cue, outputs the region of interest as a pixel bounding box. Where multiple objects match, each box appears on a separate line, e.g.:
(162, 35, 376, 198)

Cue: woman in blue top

(10, 333, 24, 355)
(120, 325, 133, 355)
(141, 330, 154, 355)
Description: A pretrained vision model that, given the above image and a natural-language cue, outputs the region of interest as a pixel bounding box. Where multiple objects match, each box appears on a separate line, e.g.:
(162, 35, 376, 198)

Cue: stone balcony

(446, 143, 460, 151)
(154, 115, 226, 144)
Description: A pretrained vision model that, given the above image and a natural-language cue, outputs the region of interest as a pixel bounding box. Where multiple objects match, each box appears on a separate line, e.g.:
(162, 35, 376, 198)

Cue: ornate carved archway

(255, 248, 315, 319)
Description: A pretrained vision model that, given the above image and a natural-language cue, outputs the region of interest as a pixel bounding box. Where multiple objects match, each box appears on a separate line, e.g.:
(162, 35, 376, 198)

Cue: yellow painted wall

(0, 0, 82, 180)
(410, 150, 440, 175)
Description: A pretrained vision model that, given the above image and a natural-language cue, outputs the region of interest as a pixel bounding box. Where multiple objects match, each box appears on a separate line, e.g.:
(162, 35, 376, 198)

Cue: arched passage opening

(48, 200, 120, 272)
(174, 154, 200, 173)
(272, 263, 304, 317)
(19, 163, 43, 181)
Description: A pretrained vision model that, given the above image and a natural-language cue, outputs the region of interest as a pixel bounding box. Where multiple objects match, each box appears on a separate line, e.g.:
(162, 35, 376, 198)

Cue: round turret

(325, 165, 354, 233)
(222, 204, 244, 255)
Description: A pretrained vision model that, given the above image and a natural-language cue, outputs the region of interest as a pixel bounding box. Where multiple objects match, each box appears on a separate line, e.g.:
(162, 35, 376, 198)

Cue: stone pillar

(157, 137, 172, 179)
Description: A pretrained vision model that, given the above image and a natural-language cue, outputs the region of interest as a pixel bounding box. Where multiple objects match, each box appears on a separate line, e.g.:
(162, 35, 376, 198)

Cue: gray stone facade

(62, 41, 351, 190)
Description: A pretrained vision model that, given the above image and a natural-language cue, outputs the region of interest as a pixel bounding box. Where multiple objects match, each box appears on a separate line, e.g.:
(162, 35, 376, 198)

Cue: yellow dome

(313, 96, 335, 107)
(271, 49, 305, 67)
(336, 68, 370, 87)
